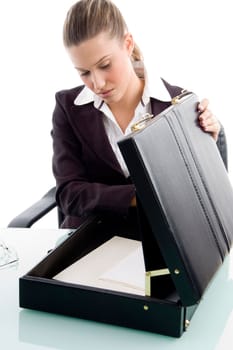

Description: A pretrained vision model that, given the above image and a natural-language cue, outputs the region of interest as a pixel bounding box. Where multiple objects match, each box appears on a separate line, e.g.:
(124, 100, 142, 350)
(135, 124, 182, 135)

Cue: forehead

(67, 32, 123, 68)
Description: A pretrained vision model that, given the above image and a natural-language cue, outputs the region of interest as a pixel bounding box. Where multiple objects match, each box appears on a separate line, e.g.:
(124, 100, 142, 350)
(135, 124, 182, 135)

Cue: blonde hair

(63, 0, 142, 62)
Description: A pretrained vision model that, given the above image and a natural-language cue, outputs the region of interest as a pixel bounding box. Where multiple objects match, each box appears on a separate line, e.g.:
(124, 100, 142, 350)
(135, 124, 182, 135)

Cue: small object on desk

(0, 239, 18, 269)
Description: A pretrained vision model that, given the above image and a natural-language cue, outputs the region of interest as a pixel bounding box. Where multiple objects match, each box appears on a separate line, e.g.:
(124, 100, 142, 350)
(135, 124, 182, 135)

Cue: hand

(130, 196, 137, 207)
(198, 99, 220, 141)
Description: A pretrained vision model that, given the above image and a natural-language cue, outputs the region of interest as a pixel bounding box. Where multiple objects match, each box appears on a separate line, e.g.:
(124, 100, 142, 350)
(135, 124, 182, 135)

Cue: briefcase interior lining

(25, 215, 180, 303)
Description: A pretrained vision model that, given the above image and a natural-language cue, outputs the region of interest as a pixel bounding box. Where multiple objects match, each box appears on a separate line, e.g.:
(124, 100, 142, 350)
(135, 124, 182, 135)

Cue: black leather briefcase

(118, 91, 233, 305)
(19, 92, 233, 337)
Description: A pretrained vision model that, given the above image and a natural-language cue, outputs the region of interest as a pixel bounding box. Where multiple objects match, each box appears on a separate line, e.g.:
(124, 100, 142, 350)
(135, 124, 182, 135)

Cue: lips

(98, 89, 114, 98)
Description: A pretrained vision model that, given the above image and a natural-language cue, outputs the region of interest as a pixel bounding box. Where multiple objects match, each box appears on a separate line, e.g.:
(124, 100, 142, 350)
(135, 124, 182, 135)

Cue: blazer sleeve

(216, 124, 228, 170)
(51, 92, 135, 219)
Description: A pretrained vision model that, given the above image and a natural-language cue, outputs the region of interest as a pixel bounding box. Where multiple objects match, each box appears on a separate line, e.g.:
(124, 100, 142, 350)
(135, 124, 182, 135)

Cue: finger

(199, 113, 217, 127)
(204, 117, 218, 127)
(199, 109, 212, 119)
(198, 98, 209, 112)
(198, 112, 219, 129)
(201, 120, 221, 141)
(198, 110, 213, 125)
(202, 121, 220, 132)
(204, 128, 219, 141)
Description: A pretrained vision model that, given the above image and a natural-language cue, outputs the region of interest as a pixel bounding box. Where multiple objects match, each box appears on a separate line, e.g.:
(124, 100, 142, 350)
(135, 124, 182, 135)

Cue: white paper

(53, 236, 145, 295)
(99, 246, 145, 292)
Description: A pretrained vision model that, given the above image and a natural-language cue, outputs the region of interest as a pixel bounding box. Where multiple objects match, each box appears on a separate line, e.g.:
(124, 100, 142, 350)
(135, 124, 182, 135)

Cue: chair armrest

(8, 187, 57, 228)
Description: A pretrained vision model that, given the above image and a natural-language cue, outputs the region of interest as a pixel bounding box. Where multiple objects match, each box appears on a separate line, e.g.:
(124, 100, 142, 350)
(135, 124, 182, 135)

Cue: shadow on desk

(18, 256, 233, 350)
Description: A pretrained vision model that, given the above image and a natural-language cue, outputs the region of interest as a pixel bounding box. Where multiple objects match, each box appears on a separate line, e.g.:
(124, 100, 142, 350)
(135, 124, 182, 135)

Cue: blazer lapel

(71, 104, 124, 175)
(70, 97, 172, 176)
(150, 98, 171, 117)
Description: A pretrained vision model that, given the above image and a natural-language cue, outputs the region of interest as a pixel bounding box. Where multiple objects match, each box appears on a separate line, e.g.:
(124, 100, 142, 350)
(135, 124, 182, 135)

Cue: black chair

(8, 187, 64, 228)
(7, 128, 228, 228)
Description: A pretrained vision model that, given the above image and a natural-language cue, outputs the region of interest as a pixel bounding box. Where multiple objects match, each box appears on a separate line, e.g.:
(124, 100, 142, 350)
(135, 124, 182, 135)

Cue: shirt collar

(74, 67, 171, 107)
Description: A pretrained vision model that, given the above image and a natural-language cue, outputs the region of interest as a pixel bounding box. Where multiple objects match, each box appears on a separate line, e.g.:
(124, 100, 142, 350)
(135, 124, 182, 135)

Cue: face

(67, 32, 135, 105)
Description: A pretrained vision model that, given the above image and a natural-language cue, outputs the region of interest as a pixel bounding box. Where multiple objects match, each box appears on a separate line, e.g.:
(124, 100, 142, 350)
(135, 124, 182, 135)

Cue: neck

(120, 73, 144, 109)
(108, 74, 145, 132)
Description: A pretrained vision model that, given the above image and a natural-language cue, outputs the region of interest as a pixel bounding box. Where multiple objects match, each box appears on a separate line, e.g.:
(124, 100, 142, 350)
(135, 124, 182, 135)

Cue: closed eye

(79, 70, 90, 77)
(76, 62, 111, 77)
(100, 63, 111, 70)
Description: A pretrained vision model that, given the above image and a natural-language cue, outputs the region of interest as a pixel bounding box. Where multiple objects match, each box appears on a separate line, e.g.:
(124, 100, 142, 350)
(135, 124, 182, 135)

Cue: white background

(0, 0, 233, 228)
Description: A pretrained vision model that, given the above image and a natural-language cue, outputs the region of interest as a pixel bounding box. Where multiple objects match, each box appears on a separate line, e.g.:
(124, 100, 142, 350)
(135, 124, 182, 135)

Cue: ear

(123, 32, 134, 56)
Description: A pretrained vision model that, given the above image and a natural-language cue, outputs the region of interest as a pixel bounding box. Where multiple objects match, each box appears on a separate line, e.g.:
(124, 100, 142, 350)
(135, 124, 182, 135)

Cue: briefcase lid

(118, 93, 233, 306)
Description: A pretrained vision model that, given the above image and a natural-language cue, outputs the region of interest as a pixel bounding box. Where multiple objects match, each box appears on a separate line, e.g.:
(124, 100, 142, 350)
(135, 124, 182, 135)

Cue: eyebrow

(75, 55, 111, 72)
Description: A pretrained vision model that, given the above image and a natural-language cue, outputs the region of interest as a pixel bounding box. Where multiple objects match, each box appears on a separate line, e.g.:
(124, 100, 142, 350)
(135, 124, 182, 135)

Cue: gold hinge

(145, 268, 170, 297)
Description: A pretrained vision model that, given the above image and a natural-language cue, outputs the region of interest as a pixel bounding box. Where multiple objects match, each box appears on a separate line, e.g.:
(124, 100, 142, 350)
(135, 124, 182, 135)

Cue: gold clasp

(131, 90, 191, 132)
(171, 89, 191, 105)
(131, 113, 154, 132)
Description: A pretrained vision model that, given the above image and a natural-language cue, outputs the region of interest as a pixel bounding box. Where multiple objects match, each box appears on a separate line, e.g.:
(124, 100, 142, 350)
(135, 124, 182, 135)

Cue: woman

(52, 0, 223, 230)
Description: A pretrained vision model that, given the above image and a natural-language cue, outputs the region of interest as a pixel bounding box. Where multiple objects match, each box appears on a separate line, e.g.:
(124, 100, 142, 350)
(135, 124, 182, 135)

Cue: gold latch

(145, 268, 170, 297)
(131, 113, 154, 132)
(171, 89, 191, 105)
(131, 90, 191, 131)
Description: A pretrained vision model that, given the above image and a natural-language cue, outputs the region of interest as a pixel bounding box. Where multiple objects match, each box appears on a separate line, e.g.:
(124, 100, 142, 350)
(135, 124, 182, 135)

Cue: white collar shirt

(74, 70, 171, 177)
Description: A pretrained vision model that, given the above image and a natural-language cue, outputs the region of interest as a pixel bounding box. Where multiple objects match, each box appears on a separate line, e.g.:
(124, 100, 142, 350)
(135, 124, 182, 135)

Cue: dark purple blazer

(52, 82, 181, 228)
(51, 80, 226, 228)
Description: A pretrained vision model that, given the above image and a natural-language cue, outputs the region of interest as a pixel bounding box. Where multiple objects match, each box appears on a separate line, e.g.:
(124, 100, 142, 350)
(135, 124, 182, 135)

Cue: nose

(91, 71, 105, 91)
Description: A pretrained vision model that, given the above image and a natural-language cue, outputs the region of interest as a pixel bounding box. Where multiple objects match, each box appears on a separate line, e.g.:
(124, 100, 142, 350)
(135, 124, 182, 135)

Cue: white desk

(1, 228, 233, 350)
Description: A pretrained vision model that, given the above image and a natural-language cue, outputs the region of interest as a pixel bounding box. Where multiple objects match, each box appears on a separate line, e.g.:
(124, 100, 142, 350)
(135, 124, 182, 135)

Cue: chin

(103, 95, 118, 104)
(107, 92, 125, 105)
